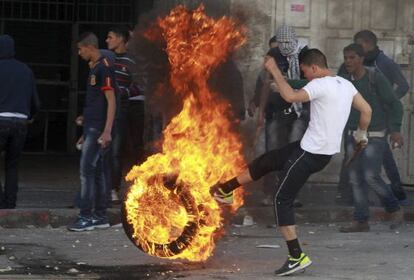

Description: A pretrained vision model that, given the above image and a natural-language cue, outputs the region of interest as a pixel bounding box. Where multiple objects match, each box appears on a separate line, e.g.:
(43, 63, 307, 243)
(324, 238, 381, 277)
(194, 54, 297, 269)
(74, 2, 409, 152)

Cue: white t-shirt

(301, 76, 358, 155)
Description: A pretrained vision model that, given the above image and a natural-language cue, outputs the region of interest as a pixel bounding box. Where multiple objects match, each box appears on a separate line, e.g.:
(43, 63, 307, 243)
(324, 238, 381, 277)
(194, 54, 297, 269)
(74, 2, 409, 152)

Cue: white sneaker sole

(94, 223, 110, 229)
(213, 194, 233, 205)
(276, 260, 313, 276)
(68, 226, 95, 232)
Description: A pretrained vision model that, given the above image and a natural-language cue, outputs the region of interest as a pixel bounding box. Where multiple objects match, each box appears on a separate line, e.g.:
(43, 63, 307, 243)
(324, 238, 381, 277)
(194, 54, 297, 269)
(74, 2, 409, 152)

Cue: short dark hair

(268, 36, 277, 47)
(77, 32, 99, 47)
(343, 43, 365, 57)
(300, 48, 328, 68)
(353, 30, 377, 46)
(108, 25, 130, 43)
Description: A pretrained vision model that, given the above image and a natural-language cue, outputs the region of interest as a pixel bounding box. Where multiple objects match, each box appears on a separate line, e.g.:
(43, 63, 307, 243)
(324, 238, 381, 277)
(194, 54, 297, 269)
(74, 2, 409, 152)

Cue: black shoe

(275, 253, 312, 276)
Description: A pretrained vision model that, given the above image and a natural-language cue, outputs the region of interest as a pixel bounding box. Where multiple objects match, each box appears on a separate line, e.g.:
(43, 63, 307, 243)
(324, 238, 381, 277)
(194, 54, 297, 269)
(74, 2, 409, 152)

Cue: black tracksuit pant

(248, 141, 332, 226)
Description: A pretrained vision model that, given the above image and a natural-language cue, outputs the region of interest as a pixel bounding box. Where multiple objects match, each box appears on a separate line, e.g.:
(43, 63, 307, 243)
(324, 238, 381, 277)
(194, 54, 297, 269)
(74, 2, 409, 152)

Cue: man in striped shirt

(106, 26, 146, 202)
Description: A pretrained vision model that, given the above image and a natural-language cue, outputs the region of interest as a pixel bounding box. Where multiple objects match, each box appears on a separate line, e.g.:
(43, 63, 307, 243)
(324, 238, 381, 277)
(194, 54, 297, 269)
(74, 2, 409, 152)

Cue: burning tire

(122, 175, 200, 258)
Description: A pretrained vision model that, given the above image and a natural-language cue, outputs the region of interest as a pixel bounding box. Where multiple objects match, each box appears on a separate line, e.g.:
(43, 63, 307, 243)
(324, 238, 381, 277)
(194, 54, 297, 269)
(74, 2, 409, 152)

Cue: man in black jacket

(0, 35, 40, 209)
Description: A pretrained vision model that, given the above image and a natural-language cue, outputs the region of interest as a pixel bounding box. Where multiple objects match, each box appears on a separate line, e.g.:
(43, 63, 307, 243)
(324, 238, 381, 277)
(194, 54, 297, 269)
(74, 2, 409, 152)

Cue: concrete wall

(153, 0, 414, 184)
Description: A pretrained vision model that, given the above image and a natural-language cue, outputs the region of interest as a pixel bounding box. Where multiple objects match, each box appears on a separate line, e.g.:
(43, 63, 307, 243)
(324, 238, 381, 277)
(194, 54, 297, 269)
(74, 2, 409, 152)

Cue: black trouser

(249, 141, 332, 226)
(126, 101, 145, 168)
(0, 118, 28, 208)
(111, 109, 127, 192)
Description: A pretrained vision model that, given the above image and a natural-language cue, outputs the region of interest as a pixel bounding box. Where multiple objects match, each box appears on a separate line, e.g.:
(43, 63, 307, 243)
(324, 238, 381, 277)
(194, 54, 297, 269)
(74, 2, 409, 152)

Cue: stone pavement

(0, 154, 413, 228)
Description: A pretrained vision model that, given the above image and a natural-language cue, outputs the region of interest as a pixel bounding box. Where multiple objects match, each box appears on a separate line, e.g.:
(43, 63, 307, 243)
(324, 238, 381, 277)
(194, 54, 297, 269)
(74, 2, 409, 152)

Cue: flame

(124, 4, 247, 262)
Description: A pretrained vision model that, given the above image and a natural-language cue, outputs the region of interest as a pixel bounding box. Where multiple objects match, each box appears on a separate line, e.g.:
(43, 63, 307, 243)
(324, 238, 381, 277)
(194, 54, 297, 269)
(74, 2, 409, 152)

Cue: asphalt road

(0, 222, 413, 280)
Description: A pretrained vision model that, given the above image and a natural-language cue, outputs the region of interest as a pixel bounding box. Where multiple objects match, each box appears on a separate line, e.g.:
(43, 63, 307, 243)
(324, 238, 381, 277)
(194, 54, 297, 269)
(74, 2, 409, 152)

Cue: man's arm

(264, 58, 309, 103)
(129, 54, 147, 98)
(99, 89, 116, 148)
(387, 60, 409, 99)
(376, 72, 404, 147)
(351, 93, 372, 133)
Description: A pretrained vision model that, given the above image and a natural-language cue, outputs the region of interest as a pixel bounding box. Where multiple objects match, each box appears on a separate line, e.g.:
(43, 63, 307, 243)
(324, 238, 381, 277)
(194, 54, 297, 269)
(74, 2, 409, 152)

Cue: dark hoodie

(0, 35, 40, 119)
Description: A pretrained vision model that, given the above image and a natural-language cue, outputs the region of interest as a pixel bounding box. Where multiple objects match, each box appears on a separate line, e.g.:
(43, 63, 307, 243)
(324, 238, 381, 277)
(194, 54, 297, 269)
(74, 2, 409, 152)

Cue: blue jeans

(383, 142, 406, 200)
(79, 127, 111, 218)
(0, 118, 27, 207)
(346, 136, 400, 222)
(111, 111, 127, 192)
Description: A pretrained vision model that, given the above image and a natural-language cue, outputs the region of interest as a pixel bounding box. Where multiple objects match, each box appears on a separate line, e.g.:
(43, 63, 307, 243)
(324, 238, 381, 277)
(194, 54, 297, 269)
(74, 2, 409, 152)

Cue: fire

(123, 4, 247, 262)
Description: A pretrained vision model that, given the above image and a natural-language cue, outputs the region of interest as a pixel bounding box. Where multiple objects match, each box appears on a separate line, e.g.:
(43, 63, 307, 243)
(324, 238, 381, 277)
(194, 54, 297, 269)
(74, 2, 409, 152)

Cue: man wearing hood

(0, 35, 40, 209)
(249, 26, 309, 206)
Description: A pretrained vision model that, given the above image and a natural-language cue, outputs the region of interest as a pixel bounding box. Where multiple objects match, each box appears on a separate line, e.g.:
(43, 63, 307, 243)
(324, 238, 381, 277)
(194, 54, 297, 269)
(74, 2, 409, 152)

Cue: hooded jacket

(0, 35, 40, 119)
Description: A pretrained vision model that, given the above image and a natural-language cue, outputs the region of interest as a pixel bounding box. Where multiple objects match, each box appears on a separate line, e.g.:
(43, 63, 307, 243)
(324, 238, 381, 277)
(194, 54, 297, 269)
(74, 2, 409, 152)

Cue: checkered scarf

(276, 25, 303, 79)
(276, 25, 306, 116)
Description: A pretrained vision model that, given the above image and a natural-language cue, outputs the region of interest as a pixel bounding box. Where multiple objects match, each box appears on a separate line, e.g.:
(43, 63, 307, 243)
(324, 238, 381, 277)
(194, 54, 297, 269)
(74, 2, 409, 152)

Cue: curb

(0, 205, 413, 228)
(233, 205, 414, 225)
(0, 208, 121, 228)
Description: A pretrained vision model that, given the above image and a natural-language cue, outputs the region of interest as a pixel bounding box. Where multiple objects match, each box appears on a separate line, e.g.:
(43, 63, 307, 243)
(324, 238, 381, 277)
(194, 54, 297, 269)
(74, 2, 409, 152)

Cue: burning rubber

(122, 175, 200, 258)
(121, 4, 247, 261)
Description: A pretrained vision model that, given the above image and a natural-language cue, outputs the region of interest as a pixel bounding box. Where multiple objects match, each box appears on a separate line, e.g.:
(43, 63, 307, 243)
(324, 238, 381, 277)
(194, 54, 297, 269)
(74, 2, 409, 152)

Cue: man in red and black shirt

(68, 32, 116, 231)
(106, 26, 146, 202)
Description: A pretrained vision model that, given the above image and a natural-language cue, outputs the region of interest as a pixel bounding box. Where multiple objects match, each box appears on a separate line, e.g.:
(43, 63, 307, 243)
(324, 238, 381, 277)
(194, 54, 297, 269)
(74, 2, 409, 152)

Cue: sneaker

(339, 221, 370, 233)
(111, 190, 120, 203)
(274, 253, 312, 276)
(92, 215, 110, 229)
(68, 216, 94, 232)
(212, 187, 233, 205)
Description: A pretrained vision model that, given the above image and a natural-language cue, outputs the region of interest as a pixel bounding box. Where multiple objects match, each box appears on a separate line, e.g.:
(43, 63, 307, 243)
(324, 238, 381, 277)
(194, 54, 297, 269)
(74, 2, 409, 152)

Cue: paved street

(0, 222, 413, 279)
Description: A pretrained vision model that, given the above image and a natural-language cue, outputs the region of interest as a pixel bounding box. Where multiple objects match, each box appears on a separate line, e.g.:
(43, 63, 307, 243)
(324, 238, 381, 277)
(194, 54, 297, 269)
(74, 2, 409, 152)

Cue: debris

(256, 244, 281, 249)
(308, 231, 315, 234)
(75, 240, 80, 243)
(8, 256, 15, 260)
(0, 266, 12, 272)
(326, 244, 343, 249)
(243, 215, 254, 226)
(112, 223, 123, 228)
(54, 266, 59, 271)
(76, 262, 87, 265)
(67, 268, 80, 274)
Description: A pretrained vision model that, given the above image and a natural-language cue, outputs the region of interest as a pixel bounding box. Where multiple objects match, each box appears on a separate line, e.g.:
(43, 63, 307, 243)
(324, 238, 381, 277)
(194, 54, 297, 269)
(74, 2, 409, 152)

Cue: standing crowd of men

(68, 27, 147, 231)
(0, 21, 411, 276)
(211, 27, 410, 276)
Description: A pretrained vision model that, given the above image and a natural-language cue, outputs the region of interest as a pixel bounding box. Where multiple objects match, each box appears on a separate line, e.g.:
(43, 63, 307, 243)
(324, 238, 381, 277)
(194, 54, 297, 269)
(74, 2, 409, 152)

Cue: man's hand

(98, 131, 112, 148)
(353, 128, 368, 148)
(75, 115, 84, 126)
(390, 132, 404, 149)
(76, 135, 84, 150)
